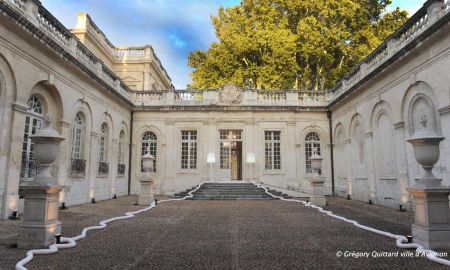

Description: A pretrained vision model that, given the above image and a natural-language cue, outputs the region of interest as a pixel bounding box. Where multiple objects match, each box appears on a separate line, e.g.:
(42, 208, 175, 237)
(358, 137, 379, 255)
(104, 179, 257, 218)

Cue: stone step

(174, 183, 292, 200)
(195, 192, 268, 195)
(193, 195, 273, 200)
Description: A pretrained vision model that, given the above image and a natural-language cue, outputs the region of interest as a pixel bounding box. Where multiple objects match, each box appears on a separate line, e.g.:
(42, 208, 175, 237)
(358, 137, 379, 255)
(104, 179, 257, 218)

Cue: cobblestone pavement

(2, 196, 449, 270)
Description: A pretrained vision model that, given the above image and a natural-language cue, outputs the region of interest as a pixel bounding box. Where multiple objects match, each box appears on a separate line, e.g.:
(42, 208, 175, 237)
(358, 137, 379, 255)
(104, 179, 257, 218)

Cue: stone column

(393, 122, 410, 207)
(365, 131, 377, 203)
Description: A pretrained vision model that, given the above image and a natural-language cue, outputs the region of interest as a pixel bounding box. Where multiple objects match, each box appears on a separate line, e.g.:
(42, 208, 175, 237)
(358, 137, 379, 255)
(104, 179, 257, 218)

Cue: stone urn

(309, 150, 326, 206)
(18, 114, 65, 249)
(406, 118, 444, 187)
(406, 115, 450, 250)
(30, 116, 65, 185)
(138, 151, 155, 205)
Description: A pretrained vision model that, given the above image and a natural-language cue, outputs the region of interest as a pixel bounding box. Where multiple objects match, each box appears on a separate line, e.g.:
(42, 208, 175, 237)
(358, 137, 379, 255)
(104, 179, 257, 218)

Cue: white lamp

(207, 153, 216, 182)
(246, 153, 255, 181)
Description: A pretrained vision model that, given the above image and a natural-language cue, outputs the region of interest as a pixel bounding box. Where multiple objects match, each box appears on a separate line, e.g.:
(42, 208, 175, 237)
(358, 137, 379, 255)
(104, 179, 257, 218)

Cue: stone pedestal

(408, 183, 450, 250)
(310, 178, 326, 207)
(18, 183, 63, 249)
(138, 179, 154, 205)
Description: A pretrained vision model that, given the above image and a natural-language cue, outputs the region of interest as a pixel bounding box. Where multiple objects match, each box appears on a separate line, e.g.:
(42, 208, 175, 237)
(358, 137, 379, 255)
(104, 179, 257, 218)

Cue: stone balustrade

(132, 89, 330, 107)
(330, 0, 450, 103)
(4, 0, 449, 109)
(5, 0, 131, 101)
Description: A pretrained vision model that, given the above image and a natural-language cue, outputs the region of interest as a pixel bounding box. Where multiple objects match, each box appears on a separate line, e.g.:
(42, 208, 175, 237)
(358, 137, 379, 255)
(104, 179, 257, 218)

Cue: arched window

(98, 123, 109, 174)
(70, 112, 86, 175)
(118, 130, 126, 175)
(305, 132, 321, 173)
(141, 131, 157, 172)
(21, 95, 44, 180)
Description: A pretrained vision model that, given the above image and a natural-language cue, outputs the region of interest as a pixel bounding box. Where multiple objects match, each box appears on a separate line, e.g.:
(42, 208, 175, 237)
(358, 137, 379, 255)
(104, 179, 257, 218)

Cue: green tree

(188, 0, 408, 90)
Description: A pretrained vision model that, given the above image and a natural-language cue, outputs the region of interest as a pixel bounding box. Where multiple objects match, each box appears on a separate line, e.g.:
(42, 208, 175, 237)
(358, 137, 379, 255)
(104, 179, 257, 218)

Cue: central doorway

(219, 130, 242, 181)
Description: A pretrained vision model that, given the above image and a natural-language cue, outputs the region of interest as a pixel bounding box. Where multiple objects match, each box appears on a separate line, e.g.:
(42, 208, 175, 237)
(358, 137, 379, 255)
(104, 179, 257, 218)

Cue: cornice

(0, 1, 133, 108)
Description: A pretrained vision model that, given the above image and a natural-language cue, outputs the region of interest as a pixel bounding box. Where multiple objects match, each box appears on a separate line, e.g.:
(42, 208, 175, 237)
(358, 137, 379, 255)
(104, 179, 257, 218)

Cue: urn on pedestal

(18, 114, 65, 249)
(309, 149, 326, 207)
(406, 116, 450, 250)
(138, 148, 155, 205)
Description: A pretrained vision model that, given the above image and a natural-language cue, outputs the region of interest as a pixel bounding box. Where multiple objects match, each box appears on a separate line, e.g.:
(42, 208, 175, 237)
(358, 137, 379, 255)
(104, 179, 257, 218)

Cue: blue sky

(41, 0, 425, 89)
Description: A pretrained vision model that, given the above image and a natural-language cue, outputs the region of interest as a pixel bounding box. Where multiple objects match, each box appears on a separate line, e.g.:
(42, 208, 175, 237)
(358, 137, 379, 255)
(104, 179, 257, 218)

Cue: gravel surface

(1, 195, 449, 270)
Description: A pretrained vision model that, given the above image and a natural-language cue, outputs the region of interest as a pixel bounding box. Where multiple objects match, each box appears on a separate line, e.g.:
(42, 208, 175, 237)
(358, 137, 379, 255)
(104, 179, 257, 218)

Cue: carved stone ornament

(218, 83, 243, 105)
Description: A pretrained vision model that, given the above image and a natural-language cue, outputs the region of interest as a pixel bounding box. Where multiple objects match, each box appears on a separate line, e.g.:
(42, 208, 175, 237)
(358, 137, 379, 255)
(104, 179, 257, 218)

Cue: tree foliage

(188, 0, 408, 90)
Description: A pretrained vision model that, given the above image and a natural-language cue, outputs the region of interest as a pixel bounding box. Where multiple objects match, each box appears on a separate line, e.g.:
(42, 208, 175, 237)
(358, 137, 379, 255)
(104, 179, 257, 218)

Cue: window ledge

(177, 170, 199, 175)
(69, 174, 86, 179)
(262, 170, 285, 175)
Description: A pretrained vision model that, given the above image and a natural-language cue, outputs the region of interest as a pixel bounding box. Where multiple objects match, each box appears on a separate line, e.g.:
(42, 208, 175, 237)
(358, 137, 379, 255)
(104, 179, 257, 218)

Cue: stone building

(0, 0, 449, 219)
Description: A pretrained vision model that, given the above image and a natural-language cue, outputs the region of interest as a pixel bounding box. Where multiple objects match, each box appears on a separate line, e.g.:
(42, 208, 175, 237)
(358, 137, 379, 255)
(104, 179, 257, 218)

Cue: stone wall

(329, 19, 450, 208)
(131, 110, 331, 195)
(0, 7, 131, 219)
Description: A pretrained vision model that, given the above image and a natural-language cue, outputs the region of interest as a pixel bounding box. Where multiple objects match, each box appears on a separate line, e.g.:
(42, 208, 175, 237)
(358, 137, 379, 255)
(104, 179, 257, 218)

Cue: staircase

(174, 182, 292, 200)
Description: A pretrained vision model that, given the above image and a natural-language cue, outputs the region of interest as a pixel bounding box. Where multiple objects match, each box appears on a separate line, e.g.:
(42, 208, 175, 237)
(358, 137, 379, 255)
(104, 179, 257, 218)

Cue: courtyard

(1, 195, 448, 270)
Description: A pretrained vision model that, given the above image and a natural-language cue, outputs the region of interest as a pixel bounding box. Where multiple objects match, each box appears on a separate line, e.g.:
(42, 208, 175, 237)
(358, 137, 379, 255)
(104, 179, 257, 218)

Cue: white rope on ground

(252, 181, 450, 267)
(15, 181, 207, 270)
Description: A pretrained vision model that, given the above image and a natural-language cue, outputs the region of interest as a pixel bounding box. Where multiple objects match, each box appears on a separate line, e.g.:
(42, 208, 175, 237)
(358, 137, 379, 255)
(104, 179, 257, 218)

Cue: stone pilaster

(110, 138, 118, 197)
(56, 120, 71, 204)
(393, 121, 410, 207)
(344, 138, 352, 196)
(365, 131, 377, 203)
(286, 121, 297, 189)
(244, 119, 255, 181)
(88, 131, 98, 200)
(2, 102, 27, 219)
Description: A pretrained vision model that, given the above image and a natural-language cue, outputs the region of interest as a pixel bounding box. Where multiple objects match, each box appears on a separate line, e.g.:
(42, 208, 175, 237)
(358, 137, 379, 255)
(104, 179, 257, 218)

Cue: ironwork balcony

(98, 162, 109, 174)
(117, 164, 126, 175)
(70, 159, 86, 176)
(20, 152, 39, 180)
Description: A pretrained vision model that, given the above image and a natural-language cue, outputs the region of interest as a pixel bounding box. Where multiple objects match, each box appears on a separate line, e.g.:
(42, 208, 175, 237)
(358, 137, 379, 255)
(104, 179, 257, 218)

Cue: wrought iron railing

(98, 162, 109, 174)
(20, 152, 39, 180)
(70, 158, 86, 176)
(117, 164, 126, 175)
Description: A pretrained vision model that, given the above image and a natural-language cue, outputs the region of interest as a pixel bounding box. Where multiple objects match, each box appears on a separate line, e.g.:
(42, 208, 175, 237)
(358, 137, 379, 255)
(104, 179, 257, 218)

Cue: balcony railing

(117, 164, 126, 175)
(98, 162, 109, 174)
(70, 158, 86, 176)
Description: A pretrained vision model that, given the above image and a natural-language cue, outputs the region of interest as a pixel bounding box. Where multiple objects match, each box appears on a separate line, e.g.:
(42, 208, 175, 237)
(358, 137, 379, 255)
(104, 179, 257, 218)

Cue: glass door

(219, 130, 242, 181)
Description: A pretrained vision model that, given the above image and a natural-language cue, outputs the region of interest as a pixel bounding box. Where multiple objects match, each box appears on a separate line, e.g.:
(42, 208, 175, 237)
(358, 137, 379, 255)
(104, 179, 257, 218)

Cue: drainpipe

(128, 110, 134, 195)
(327, 111, 335, 196)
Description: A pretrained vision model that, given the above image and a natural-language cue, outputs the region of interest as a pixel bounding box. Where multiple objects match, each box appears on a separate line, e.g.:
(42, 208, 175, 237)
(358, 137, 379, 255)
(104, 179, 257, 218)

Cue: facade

(0, 0, 449, 219)
(72, 13, 173, 91)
